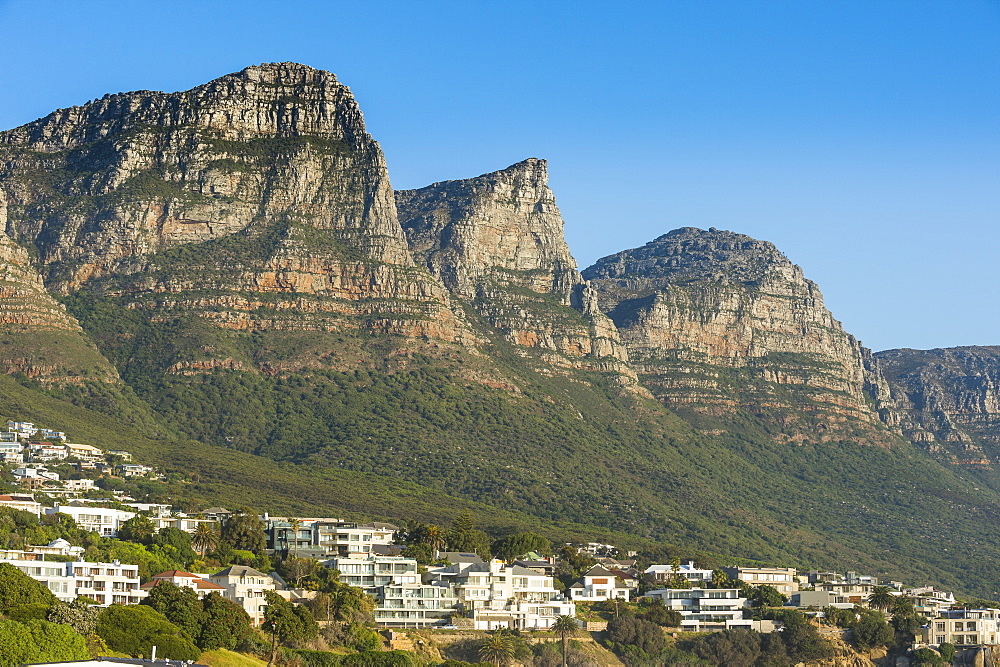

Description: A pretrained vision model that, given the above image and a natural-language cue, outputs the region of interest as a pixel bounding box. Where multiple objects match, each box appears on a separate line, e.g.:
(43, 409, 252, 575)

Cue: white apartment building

(0, 443, 23, 463)
(430, 560, 575, 630)
(377, 581, 458, 628)
(328, 554, 420, 590)
(27, 443, 68, 462)
(646, 588, 750, 631)
(0, 551, 142, 605)
(0, 494, 42, 515)
(568, 565, 631, 601)
(922, 609, 1000, 647)
(44, 504, 136, 537)
(65, 443, 104, 462)
(644, 560, 714, 585)
(723, 566, 799, 594)
(209, 565, 276, 626)
(6, 421, 36, 439)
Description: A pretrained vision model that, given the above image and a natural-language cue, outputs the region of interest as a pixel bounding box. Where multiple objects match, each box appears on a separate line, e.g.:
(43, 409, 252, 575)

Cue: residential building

(65, 443, 104, 462)
(922, 609, 1000, 647)
(814, 578, 876, 605)
(328, 554, 420, 590)
(267, 518, 399, 558)
(39, 429, 67, 441)
(209, 565, 277, 626)
(151, 515, 218, 534)
(44, 504, 136, 537)
(26, 538, 85, 559)
(117, 464, 153, 477)
(791, 590, 854, 610)
(142, 570, 227, 598)
(644, 560, 714, 585)
(905, 587, 956, 616)
(567, 564, 631, 601)
(12, 467, 59, 482)
(27, 443, 68, 462)
(645, 588, 751, 632)
(723, 566, 799, 594)
(376, 581, 458, 628)
(0, 494, 42, 515)
(0, 551, 141, 605)
(62, 479, 97, 492)
(6, 421, 36, 439)
(107, 450, 133, 461)
(0, 443, 23, 463)
(0, 432, 19, 443)
(429, 559, 575, 630)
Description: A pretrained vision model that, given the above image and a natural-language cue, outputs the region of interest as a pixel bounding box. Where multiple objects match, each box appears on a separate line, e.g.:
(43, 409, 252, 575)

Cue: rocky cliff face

(877, 346, 1000, 466)
(397, 159, 630, 374)
(0, 63, 475, 374)
(583, 227, 897, 443)
(0, 204, 117, 383)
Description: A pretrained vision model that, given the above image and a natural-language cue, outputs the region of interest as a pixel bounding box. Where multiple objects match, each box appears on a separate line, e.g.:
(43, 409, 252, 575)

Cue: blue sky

(1, 0, 997, 351)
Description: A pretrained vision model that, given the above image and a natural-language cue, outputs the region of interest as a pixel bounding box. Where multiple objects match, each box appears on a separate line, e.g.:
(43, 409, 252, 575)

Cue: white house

(6, 421, 36, 439)
(0, 550, 142, 605)
(646, 588, 751, 631)
(0, 494, 43, 515)
(723, 566, 799, 594)
(209, 565, 277, 626)
(922, 609, 1000, 647)
(12, 467, 59, 482)
(27, 443, 68, 462)
(44, 504, 136, 537)
(567, 564, 631, 602)
(644, 560, 714, 585)
(429, 560, 576, 630)
(65, 443, 104, 463)
(0, 442, 23, 462)
(142, 570, 227, 599)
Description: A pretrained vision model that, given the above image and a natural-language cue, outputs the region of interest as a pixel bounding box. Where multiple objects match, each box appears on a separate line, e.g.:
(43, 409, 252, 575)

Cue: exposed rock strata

(397, 159, 630, 375)
(0, 218, 118, 382)
(583, 227, 897, 442)
(877, 346, 1000, 465)
(0, 63, 476, 370)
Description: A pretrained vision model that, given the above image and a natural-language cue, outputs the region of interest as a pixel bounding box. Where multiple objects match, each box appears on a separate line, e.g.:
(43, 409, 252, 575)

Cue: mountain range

(2, 63, 999, 596)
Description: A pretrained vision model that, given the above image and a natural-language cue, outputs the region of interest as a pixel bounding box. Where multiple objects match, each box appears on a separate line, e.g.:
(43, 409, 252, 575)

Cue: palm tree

(424, 525, 446, 556)
(868, 585, 894, 612)
(478, 630, 515, 667)
(288, 518, 302, 556)
(552, 615, 579, 667)
(192, 522, 219, 557)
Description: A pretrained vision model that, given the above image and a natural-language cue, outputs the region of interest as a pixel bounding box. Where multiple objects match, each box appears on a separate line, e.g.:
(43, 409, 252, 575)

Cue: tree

(851, 612, 894, 650)
(479, 631, 516, 667)
(221, 508, 267, 555)
(423, 525, 446, 554)
(779, 612, 835, 662)
(867, 586, 894, 612)
(0, 562, 57, 612)
(198, 592, 252, 650)
(552, 615, 578, 667)
(47, 598, 100, 636)
(141, 581, 204, 641)
(641, 600, 682, 627)
(192, 522, 220, 557)
(711, 569, 734, 588)
(286, 518, 303, 556)
(150, 527, 197, 565)
(401, 543, 434, 565)
(491, 533, 550, 563)
(0, 619, 89, 665)
(689, 628, 762, 667)
(117, 515, 155, 544)
(607, 616, 666, 656)
(96, 604, 200, 659)
(281, 556, 319, 589)
(749, 585, 787, 608)
(262, 589, 318, 648)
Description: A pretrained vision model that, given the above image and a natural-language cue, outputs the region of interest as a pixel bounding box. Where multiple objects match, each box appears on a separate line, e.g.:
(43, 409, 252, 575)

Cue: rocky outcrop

(0, 63, 475, 366)
(0, 210, 118, 383)
(877, 346, 1000, 465)
(583, 227, 897, 442)
(397, 159, 630, 373)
